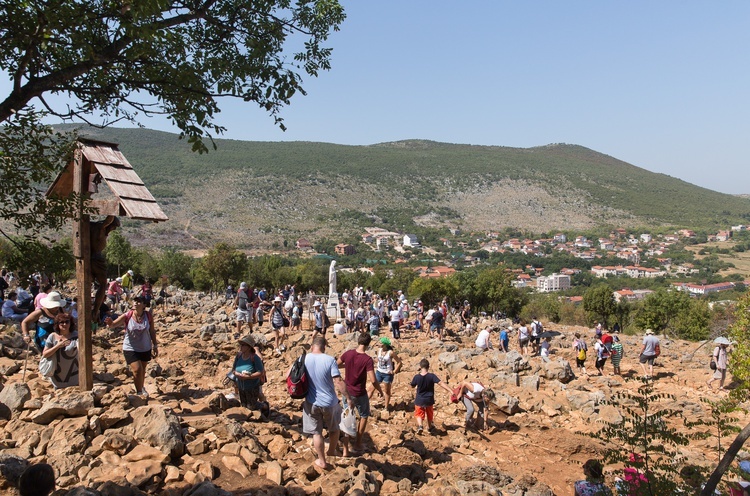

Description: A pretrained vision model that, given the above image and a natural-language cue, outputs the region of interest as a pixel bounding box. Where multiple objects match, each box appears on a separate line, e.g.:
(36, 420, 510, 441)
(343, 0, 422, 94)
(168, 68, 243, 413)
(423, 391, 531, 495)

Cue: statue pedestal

(326, 292, 339, 321)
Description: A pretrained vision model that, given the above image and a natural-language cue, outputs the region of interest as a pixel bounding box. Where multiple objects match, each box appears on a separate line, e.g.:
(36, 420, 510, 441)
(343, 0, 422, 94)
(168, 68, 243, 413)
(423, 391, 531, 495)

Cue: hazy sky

(4, 1, 749, 194)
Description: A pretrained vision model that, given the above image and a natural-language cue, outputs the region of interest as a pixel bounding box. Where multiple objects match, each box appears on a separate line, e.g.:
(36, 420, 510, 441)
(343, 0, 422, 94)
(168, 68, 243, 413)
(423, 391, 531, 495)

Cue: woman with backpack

(105, 296, 157, 397)
(594, 336, 610, 376)
(572, 332, 588, 376)
(22, 291, 65, 351)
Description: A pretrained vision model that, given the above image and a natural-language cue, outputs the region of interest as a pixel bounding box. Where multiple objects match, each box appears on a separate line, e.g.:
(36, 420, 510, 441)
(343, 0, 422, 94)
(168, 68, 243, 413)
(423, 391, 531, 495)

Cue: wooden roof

(46, 138, 168, 222)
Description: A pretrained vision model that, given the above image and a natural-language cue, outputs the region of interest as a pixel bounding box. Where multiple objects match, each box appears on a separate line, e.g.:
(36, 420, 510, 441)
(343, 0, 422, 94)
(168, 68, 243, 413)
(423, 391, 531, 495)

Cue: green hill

(57, 125, 750, 250)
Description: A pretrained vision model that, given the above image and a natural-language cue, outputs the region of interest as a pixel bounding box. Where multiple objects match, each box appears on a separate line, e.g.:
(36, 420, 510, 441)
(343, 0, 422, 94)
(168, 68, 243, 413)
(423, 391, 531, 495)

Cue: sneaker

(140, 389, 149, 398)
(274, 348, 282, 356)
(428, 424, 437, 433)
(280, 344, 287, 352)
(416, 426, 423, 434)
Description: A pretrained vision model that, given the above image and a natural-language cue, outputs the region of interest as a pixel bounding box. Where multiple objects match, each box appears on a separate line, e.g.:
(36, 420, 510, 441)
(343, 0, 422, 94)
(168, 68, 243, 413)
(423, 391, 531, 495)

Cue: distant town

(293, 224, 750, 300)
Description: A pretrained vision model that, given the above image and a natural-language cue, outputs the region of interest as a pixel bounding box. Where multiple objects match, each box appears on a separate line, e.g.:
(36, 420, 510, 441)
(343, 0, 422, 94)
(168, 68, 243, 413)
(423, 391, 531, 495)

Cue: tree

(582, 284, 616, 327)
(0, 0, 345, 234)
(702, 293, 750, 495)
(158, 248, 193, 288)
(105, 230, 135, 277)
(201, 242, 247, 291)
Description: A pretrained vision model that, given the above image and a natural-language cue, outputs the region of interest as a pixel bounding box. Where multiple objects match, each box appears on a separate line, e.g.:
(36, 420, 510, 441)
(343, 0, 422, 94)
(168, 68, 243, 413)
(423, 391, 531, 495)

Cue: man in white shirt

(475, 327, 493, 351)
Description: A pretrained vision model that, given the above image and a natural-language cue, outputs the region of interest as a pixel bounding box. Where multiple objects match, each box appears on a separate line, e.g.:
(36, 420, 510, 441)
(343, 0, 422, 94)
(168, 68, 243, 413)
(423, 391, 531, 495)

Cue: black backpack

(287, 350, 309, 399)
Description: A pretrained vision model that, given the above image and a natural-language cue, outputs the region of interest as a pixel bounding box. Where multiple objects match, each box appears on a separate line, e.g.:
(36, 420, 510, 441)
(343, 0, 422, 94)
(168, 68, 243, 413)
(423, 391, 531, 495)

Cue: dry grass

(686, 240, 750, 277)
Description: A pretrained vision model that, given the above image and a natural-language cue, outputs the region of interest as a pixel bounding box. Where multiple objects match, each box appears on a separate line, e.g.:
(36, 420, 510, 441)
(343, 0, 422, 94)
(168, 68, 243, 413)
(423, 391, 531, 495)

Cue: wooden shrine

(46, 138, 167, 390)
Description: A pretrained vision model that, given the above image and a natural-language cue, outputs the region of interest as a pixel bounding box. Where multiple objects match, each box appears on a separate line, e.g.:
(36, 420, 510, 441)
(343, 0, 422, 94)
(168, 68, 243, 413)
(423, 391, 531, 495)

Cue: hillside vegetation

(58, 125, 750, 249)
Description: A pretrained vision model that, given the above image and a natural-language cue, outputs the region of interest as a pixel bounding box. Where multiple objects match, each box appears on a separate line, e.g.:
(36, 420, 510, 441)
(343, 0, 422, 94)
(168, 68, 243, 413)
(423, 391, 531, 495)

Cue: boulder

(0, 382, 30, 415)
(541, 359, 575, 383)
(31, 390, 95, 425)
(127, 406, 185, 458)
(0, 454, 29, 489)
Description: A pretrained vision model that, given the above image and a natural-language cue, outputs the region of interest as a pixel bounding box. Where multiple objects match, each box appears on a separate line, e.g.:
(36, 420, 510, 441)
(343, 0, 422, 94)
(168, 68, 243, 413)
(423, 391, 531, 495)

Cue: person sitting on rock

(456, 381, 495, 431)
(574, 459, 612, 496)
(42, 313, 79, 389)
(1, 291, 28, 322)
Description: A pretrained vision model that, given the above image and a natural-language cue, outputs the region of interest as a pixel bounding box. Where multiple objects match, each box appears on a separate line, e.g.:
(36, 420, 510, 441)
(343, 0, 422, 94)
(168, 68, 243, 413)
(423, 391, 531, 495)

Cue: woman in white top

(457, 381, 496, 431)
(517, 320, 530, 355)
(707, 342, 730, 390)
(368, 337, 402, 411)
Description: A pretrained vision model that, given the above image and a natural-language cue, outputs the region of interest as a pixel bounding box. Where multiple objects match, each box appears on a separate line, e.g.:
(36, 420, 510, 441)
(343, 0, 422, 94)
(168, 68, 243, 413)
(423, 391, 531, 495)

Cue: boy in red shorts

(410, 358, 453, 434)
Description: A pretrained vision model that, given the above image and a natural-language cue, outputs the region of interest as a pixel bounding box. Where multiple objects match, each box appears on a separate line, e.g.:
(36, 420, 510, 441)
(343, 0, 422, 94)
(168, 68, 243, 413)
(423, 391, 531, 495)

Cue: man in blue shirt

(299, 337, 350, 470)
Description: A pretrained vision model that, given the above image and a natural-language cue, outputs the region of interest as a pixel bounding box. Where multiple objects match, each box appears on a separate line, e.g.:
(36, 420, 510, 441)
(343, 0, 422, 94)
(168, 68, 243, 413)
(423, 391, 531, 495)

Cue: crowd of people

(6, 271, 742, 494)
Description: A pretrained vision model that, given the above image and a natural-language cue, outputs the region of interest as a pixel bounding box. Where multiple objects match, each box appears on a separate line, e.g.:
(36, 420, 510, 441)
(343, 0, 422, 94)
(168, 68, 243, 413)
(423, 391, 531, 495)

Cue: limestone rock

(221, 456, 250, 478)
(265, 460, 283, 485)
(0, 382, 30, 415)
(31, 390, 95, 425)
(0, 454, 29, 489)
(127, 405, 185, 458)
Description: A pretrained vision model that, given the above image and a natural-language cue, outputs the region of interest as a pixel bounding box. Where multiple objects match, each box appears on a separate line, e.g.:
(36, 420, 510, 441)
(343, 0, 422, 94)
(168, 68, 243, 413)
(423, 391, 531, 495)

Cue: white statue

(328, 260, 337, 296)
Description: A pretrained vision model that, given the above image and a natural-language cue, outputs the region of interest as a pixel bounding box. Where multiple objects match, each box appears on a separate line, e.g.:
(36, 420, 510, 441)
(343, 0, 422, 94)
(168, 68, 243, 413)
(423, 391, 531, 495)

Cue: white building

(403, 234, 420, 248)
(640, 233, 652, 243)
(536, 273, 571, 292)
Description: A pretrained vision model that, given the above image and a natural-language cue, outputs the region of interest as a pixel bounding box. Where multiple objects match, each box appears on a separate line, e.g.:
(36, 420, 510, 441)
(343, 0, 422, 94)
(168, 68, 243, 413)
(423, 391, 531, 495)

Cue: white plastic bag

(339, 407, 357, 437)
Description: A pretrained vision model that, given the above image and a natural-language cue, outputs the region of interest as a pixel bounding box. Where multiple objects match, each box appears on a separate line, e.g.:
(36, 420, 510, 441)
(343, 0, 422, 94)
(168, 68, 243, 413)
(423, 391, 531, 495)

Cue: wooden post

(72, 147, 94, 391)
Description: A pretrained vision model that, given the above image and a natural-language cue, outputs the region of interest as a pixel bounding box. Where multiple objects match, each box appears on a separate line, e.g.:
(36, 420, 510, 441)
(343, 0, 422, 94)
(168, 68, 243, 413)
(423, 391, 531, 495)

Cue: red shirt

(340, 349, 374, 397)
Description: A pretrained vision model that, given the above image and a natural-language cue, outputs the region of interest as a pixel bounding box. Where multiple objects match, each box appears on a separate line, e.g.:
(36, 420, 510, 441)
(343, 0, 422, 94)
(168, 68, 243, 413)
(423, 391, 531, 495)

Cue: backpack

(286, 350, 309, 399)
(534, 320, 543, 334)
(323, 312, 331, 328)
(577, 347, 587, 361)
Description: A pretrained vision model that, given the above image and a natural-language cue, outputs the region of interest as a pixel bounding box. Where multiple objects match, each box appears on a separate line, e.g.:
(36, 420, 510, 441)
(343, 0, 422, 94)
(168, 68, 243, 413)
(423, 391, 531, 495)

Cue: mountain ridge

(53, 125, 750, 250)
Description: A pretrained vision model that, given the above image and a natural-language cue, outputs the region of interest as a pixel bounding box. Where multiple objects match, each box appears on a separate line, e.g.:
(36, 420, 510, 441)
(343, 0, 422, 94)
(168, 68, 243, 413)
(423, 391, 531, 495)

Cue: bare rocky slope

(0, 291, 746, 495)
(51, 126, 750, 249)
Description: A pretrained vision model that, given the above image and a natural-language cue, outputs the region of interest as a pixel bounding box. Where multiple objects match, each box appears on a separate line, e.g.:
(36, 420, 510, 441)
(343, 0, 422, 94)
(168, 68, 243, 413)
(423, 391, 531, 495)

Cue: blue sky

(3, 1, 749, 194)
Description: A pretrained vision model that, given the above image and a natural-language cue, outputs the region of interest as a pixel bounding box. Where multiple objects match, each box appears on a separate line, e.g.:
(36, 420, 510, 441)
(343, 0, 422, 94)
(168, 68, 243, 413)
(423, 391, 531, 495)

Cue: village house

(553, 233, 567, 243)
(731, 225, 747, 232)
(640, 233, 652, 243)
(413, 265, 457, 278)
(403, 234, 420, 248)
(296, 238, 313, 251)
(334, 243, 355, 256)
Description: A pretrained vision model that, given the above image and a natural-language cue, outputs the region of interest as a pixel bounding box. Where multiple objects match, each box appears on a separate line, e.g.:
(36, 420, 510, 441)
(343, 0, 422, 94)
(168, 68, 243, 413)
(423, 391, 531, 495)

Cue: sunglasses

(58, 320, 72, 325)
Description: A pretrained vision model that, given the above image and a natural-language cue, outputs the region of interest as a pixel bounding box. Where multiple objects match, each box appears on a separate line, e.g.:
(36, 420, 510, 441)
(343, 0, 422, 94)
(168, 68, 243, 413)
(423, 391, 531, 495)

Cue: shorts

(124, 349, 151, 364)
(375, 371, 394, 384)
(576, 358, 586, 367)
(414, 405, 434, 422)
(595, 357, 607, 369)
(314, 326, 325, 334)
(236, 309, 251, 322)
(302, 401, 341, 436)
(344, 394, 371, 418)
(639, 353, 656, 365)
(272, 323, 283, 331)
(519, 338, 529, 346)
(531, 335, 540, 344)
(429, 323, 441, 332)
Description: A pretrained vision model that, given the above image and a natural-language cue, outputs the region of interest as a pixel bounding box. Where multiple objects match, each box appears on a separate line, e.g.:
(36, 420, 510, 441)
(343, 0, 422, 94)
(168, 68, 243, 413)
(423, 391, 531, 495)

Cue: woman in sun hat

(261, 296, 287, 355)
(232, 335, 269, 418)
(368, 337, 402, 411)
(22, 291, 65, 351)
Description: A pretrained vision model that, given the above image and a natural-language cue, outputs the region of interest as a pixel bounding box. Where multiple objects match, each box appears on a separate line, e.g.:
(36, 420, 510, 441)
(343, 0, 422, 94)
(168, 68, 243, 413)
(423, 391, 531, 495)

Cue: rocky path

(0, 292, 744, 495)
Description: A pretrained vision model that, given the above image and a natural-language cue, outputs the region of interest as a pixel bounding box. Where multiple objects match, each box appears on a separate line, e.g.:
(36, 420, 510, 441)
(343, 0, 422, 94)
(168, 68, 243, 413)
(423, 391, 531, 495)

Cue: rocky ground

(0, 291, 746, 496)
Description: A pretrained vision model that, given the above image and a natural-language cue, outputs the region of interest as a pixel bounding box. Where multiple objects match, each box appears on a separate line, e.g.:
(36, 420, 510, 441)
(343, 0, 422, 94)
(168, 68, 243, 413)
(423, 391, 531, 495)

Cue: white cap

(313, 301, 321, 307)
(274, 296, 282, 303)
(127, 270, 134, 276)
(240, 282, 248, 289)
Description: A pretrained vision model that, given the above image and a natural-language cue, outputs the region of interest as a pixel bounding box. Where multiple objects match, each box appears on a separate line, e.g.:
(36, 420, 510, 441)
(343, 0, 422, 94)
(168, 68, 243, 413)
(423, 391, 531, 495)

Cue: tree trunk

(701, 420, 750, 495)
